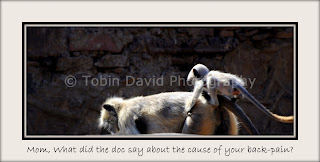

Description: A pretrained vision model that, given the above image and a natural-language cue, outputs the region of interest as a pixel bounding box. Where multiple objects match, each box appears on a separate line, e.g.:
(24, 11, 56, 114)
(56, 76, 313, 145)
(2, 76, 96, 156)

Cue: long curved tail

(236, 84, 294, 123)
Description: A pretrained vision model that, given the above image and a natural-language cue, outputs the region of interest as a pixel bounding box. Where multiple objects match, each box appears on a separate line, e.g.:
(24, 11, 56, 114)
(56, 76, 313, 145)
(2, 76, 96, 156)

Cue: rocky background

(27, 26, 294, 135)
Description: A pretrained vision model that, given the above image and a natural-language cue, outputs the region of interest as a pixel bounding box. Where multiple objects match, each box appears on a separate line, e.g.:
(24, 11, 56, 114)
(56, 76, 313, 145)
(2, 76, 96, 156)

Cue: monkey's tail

(236, 84, 294, 124)
(272, 114, 294, 123)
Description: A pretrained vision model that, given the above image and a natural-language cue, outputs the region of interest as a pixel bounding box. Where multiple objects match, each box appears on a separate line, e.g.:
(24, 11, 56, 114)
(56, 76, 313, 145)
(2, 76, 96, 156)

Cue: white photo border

(1, 1, 319, 161)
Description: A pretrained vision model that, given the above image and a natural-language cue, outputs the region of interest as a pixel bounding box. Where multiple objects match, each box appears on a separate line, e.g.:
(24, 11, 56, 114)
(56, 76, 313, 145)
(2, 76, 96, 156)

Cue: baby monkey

(186, 64, 293, 123)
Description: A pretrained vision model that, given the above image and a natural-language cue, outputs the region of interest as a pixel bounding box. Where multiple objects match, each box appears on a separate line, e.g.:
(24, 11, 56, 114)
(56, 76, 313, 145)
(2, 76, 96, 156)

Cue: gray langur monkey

(186, 64, 294, 124)
(99, 92, 240, 135)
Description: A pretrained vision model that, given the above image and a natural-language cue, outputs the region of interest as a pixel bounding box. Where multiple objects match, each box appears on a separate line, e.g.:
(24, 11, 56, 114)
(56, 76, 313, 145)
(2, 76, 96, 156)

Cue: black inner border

(22, 22, 298, 140)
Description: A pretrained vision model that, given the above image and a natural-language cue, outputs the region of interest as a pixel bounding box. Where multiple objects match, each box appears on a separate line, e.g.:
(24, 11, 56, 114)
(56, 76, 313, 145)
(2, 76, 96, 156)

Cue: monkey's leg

(182, 105, 218, 135)
(182, 115, 194, 134)
(185, 80, 204, 112)
(226, 110, 239, 135)
(182, 115, 212, 135)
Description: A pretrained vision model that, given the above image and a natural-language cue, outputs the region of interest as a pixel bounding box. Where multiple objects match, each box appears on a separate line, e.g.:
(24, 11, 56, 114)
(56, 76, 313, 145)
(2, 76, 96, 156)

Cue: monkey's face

(99, 104, 119, 135)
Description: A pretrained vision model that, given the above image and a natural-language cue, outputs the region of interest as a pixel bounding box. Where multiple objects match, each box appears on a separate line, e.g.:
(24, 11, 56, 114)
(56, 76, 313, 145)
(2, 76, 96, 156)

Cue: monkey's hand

(185, 80, 204, 112)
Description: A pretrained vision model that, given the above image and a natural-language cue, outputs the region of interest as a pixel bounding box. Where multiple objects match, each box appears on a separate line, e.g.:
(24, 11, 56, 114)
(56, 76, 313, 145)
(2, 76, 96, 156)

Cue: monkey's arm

(117, 111, 141, 135)
(185, 80, 204, 112)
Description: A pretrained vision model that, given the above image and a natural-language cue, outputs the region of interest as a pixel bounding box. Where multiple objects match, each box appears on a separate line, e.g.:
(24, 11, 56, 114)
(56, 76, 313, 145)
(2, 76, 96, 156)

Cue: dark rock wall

(26, 26, 294, 135)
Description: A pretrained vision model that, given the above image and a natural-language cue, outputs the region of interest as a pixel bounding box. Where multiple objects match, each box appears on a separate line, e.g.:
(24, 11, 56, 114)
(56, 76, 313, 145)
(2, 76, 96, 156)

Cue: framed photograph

(23, 22, 297, 140)
(1, 1, 319, 161)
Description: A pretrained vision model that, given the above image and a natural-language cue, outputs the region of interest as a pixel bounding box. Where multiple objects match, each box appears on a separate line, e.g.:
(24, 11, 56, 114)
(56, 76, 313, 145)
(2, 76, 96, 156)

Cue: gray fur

(99, 92, 239, 135)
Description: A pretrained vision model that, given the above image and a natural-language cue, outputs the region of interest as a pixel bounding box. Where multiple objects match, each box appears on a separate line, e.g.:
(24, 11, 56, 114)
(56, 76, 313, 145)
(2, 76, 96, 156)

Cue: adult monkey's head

(98, 97, 123, 135)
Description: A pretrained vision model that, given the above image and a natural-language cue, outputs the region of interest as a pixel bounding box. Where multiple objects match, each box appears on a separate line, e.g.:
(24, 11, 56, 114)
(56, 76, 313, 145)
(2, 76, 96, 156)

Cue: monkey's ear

(193, 69, 201, 78)
(103, 104, 115, 112)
